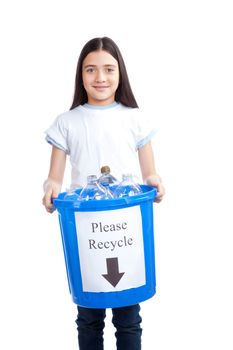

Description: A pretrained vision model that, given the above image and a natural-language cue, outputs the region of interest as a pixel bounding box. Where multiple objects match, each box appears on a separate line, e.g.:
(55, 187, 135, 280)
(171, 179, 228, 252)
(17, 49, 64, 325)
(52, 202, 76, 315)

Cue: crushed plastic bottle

(79, 175, 113, 201)
(113, 174, 142, 198)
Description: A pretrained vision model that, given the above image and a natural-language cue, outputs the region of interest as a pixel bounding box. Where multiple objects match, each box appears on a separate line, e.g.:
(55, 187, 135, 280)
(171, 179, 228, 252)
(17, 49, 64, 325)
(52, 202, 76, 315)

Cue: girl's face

(82, 50, 120, 105)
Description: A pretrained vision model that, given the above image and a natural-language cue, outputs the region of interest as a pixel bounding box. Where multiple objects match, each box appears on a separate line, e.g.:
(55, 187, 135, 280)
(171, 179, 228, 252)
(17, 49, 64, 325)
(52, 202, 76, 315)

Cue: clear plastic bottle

(113, 174, 142, 198)
(64, 188, 79, 201)
(98, 165, 119, 186)
(79, 175, 113, 201)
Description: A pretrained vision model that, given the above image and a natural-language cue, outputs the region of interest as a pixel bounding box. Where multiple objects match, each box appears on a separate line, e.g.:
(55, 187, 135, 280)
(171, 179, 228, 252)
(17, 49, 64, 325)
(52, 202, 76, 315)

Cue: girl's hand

(146, 175, 165, 203)
(42, 179, 61, 213)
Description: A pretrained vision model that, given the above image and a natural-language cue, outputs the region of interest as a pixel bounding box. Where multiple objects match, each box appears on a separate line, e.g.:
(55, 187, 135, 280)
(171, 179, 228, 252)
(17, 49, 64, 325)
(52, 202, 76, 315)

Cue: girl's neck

(84, 102, 118, 110)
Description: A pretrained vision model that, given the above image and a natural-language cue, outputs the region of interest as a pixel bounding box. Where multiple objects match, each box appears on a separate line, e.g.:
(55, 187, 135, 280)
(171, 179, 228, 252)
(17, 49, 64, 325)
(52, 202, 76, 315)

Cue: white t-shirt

(45, 102, 157, 188)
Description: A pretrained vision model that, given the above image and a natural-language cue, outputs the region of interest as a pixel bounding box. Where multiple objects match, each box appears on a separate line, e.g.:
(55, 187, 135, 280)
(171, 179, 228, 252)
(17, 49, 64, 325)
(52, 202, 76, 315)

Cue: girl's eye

(86, 68, 95, 73)
(106, 68, 114, 73)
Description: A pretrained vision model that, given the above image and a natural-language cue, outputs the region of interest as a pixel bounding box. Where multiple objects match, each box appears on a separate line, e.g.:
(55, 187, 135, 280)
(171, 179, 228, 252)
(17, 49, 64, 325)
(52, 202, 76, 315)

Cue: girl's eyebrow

(83, 64, 117, 68)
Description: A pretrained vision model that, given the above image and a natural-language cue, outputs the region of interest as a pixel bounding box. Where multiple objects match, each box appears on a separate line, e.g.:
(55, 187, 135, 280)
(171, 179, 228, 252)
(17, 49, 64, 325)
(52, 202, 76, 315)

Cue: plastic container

(79, 175, 113, 201)
(98, 165, 119, 186)
(114, 174, 142, 198)
(64, 188, 79, 201)
(53, 185, 157, 308)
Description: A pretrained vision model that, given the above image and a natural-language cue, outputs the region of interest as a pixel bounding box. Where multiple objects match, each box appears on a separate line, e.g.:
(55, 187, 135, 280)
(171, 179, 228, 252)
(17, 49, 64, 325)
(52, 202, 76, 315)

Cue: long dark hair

(70, 37, 138, 109)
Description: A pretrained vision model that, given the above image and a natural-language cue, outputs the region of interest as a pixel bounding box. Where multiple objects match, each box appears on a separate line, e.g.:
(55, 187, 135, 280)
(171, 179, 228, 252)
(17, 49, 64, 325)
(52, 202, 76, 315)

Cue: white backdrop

(0, 0, 232, 349)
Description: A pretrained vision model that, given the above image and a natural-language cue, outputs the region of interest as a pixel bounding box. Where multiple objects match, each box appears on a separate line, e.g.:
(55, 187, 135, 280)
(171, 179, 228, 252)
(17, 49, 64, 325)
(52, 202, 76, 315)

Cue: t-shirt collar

(83, 102, 118, 110)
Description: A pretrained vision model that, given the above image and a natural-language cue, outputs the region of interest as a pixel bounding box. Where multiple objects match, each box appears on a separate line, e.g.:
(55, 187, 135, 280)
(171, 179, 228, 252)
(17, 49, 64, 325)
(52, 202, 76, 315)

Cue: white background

(0, 0, 232, 349)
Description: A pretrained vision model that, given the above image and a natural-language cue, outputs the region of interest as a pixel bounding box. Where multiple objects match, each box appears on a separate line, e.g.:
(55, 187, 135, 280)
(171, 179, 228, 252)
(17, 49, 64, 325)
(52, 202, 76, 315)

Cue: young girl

(43, 37, 165, 350)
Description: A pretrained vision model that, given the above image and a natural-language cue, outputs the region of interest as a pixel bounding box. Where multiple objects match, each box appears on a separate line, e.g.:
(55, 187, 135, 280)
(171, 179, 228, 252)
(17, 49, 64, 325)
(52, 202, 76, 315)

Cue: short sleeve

(133, 110, 158, 149)
(45, 114, 70, 154)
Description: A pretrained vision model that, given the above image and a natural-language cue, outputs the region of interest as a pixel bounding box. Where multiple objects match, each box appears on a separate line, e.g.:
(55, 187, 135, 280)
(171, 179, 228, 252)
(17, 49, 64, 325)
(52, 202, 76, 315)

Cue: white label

(75, 206, 145, 292)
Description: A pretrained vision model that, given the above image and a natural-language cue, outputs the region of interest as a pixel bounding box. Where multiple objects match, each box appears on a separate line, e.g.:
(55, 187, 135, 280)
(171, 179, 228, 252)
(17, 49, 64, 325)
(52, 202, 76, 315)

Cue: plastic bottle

(79, 175, 113, 201)
(64, 188, 79, 201)
(98, 165, 119, 186)
(113, 174, 142, 198)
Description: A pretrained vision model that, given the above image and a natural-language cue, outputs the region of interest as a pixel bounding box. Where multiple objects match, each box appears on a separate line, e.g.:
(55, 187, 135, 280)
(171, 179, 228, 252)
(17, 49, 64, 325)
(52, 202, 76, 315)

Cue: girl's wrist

(43, 178, 61, 192)
(145, 174, 162, 185)
(43, 179, 51, 192)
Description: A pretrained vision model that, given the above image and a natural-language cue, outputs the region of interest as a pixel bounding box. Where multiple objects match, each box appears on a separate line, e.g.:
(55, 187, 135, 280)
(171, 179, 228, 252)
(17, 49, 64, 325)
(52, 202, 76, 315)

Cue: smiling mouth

(93, 86, 109, 89)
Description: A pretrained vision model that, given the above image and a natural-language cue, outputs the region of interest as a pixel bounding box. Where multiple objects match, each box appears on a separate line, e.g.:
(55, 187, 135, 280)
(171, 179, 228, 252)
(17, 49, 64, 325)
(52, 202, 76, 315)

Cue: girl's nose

(95, 70, 106, 83)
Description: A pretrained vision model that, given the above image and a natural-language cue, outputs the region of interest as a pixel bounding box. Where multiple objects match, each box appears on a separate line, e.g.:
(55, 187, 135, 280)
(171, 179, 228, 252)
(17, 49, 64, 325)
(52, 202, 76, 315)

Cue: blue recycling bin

(53, 185, 157, 308)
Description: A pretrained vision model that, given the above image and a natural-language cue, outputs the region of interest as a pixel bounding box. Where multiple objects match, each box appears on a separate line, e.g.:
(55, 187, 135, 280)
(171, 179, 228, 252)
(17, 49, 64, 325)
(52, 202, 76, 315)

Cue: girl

(43, 37, 165, 350)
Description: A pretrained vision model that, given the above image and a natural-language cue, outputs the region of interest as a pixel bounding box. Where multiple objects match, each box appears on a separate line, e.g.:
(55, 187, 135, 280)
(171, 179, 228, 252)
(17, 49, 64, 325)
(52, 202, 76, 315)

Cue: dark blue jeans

(76, 304, 142, 350)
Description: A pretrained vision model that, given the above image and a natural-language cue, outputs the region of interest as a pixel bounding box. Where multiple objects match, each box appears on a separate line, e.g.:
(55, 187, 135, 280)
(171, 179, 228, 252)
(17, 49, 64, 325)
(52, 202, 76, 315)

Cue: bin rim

(53, 184, 157, 210)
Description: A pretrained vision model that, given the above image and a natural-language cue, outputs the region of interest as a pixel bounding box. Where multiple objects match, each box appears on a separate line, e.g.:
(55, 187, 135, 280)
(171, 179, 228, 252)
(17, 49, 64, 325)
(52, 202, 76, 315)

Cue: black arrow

(102, 257, 125, 287)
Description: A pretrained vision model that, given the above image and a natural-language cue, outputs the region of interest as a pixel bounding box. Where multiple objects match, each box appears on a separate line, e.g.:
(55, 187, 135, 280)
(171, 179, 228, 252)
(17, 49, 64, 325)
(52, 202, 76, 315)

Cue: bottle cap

(101, 165, 110, 174)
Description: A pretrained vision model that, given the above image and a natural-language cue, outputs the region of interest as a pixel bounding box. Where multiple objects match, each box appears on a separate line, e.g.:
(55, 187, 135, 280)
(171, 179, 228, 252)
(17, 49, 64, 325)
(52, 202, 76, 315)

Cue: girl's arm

(42, 146, 67, 213)
(138, 142, 165, 203)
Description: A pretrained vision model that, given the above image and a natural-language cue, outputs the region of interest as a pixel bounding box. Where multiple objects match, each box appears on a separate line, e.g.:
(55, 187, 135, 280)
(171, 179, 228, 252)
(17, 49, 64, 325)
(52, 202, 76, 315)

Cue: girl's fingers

(42, 189, 55, 212)
(154, 183, 165, 203)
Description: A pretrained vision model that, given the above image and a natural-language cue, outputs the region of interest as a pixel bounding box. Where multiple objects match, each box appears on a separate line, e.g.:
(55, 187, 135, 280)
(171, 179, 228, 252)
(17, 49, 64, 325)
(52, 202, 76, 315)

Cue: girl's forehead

(83, 50, 118, 66)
